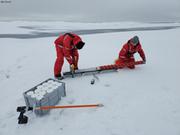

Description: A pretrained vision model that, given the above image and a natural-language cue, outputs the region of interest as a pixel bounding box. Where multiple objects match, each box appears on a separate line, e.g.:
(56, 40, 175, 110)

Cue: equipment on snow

(16, 104, 103, 124)
(36, 104, 103, 110)
(91, 79, 95, 85)
(17, 106, 33, 124)
(63, 60, 144, 78)
(23, 78, 66, 116)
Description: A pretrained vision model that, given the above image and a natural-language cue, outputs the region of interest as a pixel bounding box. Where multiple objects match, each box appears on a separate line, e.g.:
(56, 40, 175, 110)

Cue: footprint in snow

(67, 99, 75, 104)
(104, 84, 111, 87)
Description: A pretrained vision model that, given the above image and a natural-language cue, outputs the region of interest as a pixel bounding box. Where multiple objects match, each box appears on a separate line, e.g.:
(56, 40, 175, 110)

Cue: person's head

(130, 36, 139, 46)
(76, 41, 85, 49)
(73, 36, 85, 50)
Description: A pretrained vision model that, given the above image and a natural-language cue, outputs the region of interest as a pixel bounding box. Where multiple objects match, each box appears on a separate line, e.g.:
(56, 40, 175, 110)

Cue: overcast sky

(0, 0, 180, 22)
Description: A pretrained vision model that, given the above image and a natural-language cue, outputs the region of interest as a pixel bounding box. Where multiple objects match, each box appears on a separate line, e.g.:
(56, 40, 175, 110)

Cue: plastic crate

(23, 78, 66, 116)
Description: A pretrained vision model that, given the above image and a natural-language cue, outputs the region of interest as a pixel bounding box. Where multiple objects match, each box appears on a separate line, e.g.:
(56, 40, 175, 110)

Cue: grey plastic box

(23, 78, 66, 116)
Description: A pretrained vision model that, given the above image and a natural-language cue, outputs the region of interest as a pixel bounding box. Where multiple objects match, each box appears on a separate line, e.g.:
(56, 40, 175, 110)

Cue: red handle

(99, 60, 144, 70)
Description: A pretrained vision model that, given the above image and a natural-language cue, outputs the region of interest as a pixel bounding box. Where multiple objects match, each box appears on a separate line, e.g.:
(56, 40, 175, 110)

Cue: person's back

(54, 34, 65, 46)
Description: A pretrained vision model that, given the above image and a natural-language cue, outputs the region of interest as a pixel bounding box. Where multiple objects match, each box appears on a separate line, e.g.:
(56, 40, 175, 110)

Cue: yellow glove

(70, 64, 75, 72)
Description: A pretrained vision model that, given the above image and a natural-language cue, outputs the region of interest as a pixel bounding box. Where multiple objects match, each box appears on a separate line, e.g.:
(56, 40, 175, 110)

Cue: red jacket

(119, 40, 146, 60)
(54, 33, 82, 64)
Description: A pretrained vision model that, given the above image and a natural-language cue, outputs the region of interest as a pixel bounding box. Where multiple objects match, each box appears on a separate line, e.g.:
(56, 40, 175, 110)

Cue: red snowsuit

(54, 33, 83, 76)
(116, 40, 146, 69)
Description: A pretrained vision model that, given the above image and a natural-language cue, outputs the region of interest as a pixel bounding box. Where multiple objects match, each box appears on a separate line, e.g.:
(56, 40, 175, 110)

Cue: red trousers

(54, 45, 78, 76)
(115, 57, 135, 69)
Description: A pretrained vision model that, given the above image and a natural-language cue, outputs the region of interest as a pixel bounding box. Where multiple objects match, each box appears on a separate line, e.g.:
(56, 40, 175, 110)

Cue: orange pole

(36, 104, 103, 110)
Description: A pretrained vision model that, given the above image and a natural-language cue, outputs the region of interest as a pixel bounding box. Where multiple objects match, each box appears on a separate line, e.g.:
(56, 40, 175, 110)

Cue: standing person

(54, 33, 85, 79)
(115, 36, 146, 69)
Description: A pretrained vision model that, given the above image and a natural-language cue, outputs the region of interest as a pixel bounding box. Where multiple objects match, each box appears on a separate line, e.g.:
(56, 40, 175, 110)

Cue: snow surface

(0, 21, 180, 135)
(0, 21, 180, 34)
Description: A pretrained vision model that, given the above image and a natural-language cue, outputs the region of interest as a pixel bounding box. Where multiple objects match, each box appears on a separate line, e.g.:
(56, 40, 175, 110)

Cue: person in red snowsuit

(54, 33, 85, 78)
(115, 36, 146, 69)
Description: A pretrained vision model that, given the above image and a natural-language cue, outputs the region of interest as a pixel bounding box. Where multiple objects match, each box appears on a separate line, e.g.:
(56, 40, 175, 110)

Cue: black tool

(16, 106, 33, 124)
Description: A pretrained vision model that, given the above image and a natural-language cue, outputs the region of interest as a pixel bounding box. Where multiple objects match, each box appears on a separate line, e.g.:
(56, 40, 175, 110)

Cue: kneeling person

(115, 36, 146, 69)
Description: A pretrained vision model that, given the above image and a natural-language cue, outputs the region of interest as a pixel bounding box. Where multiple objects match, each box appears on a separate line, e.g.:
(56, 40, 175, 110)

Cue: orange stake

(36, 104, 104, 110)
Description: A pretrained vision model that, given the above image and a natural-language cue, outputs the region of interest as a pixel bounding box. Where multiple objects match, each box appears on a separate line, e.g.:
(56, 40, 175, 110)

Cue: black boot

(55, 74, 64, 80)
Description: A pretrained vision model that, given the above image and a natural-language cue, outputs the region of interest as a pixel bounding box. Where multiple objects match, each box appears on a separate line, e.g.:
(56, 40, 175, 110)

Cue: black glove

(143, 58, 146, 64)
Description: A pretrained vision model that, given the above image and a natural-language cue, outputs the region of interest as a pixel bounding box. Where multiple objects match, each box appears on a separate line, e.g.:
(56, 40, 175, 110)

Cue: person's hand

(143, 58, 146, 64)
(70, 64, 75, 72)
(74, 65, 78, 70)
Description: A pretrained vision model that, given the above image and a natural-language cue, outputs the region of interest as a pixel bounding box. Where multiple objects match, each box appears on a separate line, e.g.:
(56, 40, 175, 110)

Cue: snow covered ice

(0, 21, 180, 135)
